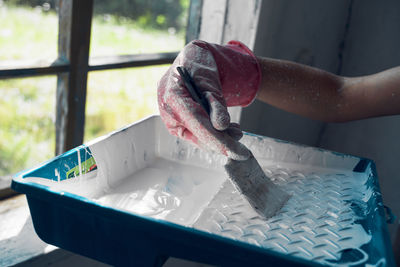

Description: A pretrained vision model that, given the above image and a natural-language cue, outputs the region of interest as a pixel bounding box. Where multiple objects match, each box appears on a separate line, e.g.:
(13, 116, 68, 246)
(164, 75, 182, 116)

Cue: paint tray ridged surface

(12, 116, 395, 266)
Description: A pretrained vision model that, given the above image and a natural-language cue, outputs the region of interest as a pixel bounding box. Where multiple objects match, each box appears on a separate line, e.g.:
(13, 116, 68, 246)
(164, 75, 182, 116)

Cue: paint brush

(224, 153, 290, 218)
(177, 66, 290, 218)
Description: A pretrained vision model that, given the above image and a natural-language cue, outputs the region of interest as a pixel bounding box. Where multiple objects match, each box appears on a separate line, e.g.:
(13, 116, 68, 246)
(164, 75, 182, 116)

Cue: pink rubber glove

(157, 40, 261, 160)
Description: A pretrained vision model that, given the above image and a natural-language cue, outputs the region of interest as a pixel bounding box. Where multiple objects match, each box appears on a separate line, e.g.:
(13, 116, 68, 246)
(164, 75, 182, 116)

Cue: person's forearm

(255, 57, 400, 122)
(348, 66, 400, 119)
(256, 57, 347, 122)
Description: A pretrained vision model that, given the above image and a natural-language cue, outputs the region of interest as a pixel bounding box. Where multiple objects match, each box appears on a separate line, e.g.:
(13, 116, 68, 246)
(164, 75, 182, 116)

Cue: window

(90, 0, 188, 56)
(0, 2, 58, 62)
(85, 65, 170, 141)
(0, 0, 194, 197)
(0, 76, 56, 177)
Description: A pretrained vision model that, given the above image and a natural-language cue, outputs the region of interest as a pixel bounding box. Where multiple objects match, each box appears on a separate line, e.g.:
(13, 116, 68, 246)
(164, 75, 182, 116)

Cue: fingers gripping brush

(177, 66, 290, 218)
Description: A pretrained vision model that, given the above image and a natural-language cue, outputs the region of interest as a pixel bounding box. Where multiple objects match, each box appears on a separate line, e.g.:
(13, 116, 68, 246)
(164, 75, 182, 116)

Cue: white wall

(318, 0, 400, 241)
(198, 0, 262, 123)
(241, 0, 351, 145)
(241, 0, 400, 241)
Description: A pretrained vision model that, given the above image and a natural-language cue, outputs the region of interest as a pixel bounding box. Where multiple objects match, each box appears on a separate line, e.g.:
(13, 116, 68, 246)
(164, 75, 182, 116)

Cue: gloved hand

(157, 40, 261, 160)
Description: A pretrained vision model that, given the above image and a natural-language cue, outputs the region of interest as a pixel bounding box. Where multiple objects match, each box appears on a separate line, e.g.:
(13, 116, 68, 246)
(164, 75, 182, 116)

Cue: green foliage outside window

(6, 0, 190, 31)
(0, 1, 187, 176)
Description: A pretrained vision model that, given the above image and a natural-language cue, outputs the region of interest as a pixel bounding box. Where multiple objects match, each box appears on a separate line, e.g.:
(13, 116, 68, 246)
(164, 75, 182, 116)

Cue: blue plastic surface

(13, 179, 318, 266)
(11, 117, 395, 266)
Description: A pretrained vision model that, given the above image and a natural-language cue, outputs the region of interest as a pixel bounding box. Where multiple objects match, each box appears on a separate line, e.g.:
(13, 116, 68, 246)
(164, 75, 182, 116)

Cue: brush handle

(176, 66, 210, 115)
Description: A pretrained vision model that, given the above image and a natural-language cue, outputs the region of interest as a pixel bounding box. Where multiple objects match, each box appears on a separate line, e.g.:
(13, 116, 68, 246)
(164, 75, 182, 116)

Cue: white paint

(77, 148, 82, 178)
(24, 171, 100, 198)
(96, 158, 225, 225)
(17, 116, 378, 265)
(88, 116, 158, 190)
(194, 166, 373, 265)
(225, 153, 291, 218)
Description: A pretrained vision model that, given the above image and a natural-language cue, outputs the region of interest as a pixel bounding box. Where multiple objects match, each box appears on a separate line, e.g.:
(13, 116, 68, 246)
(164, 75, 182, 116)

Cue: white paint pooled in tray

(95, 158, 226, 225)
(193, 165, 372, 265)
(19, 116, 386, 266)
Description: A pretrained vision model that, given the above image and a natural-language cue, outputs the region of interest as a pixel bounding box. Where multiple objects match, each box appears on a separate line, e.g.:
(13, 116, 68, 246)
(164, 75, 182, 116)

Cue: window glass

(84, 65, 169, 142)
(0, 1, 58, 61)
(0, 76, 56, 176)
(90, 0, 189, 56)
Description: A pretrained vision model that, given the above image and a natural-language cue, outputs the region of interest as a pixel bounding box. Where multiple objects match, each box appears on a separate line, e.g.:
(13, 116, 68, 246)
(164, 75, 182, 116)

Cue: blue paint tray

(12, 116, 395, 266)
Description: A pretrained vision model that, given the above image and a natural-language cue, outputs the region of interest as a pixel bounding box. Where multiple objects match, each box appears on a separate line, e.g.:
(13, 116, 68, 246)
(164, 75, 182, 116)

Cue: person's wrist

(221, 41, 261, 107)
(184, 40, 261, 107)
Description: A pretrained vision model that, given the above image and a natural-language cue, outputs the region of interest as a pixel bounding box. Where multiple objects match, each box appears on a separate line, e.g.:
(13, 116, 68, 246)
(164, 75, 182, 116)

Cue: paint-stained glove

(157, 40, 261, 160)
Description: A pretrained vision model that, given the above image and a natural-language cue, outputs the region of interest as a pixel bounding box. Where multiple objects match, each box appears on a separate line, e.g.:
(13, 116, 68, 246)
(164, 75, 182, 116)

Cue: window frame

(0, 0, 202, 199)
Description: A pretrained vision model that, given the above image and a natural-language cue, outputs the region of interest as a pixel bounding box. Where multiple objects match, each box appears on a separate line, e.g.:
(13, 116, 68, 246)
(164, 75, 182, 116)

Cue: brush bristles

(225, 152, 291, 218)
